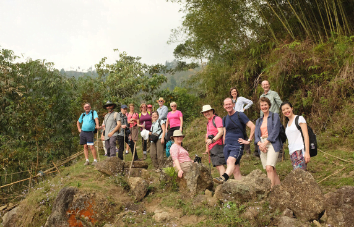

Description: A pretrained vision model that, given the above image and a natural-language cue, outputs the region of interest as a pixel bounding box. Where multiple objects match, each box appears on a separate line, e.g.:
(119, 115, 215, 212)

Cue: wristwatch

(247, 139, 251, 142)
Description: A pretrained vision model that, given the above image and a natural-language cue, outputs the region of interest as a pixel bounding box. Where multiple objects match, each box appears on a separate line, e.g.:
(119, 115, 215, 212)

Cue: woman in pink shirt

(170, 130, 192, 178)
(166, 101, 183, 142)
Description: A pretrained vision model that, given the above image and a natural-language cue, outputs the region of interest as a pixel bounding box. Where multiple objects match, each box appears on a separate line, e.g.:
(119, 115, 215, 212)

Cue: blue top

(223, 111, 250, 146)
(254, 111, 283, 152)
(78, 110, 98, 132)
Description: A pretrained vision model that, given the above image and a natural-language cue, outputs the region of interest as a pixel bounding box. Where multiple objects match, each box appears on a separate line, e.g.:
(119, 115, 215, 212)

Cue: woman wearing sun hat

(170, 130, 192, 178)
(201, 105, 226, 177)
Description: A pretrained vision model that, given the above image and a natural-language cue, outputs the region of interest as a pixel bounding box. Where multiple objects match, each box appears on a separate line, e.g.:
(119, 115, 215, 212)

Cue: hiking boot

(84, 160, 90, 166)
(143, 154, 147, 160)
(92, 161, 98, 166)
(213, 176, 226, 184)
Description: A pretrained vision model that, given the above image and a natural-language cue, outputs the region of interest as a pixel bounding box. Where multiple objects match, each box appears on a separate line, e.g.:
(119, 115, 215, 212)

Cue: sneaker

(143, 154, 147, 160)
(92, 161, 98, 166)
(213, 176, 226, 184)
(84, 160, 90, 166)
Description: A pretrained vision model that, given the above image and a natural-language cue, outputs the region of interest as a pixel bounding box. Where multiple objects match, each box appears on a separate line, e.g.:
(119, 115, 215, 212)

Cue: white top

(285, 115, 306, 155)
(233, 97, 253, 112)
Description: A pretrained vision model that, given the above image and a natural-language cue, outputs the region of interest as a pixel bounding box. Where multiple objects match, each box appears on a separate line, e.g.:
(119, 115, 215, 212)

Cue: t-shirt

(223, 112, 250, 146)
(207, 115, 223, 150)
(127, 112, 138, 127)
(78, 110, 98, 132)
(170, 144, 192, 166)
(103, 111, 119, 140)
(150, 119, 165, 139)
(139, 112, 152, 131)
(285, 115, 306, 155)
(167, 110, 183, 128)
(157, 105, 168, 120)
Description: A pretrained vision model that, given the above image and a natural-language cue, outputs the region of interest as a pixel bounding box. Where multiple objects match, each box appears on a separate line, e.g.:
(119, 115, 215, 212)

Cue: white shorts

(259, 137, 278, 169)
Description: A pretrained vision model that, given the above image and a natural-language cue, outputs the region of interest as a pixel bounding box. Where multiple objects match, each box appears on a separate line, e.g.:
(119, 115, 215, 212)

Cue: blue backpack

(165, 140, 174, 158)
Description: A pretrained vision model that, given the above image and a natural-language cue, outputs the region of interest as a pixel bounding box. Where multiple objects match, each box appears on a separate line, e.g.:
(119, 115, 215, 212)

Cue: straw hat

(201, 105, 214, 113)
(156, 97, 165, 103)
(170, 130, 185, 140)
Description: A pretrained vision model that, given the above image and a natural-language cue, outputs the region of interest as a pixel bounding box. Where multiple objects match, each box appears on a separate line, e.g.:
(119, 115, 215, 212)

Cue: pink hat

(147, 104, 152, 108)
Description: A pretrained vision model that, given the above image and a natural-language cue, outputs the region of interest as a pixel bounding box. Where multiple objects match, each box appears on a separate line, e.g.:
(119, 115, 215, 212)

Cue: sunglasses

(158, 101, 164, 102)
(171, 105, 177, 107)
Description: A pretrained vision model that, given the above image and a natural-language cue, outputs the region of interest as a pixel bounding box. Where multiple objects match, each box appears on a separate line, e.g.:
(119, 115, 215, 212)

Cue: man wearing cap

(213, 98, 255, 184)
(101, 101, 120, 158)
(201, 105, 226, 177)
(156, 97, 168, 120)
(77, 103, 100, 166)
(117, 105, 138, 160)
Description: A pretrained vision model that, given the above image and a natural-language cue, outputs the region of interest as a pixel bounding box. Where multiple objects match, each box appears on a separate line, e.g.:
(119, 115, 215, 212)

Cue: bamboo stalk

(314, 0, 329, 40)
(319, 149, 354, 164)
(318, 166, 346, 183)
(286, 0, 310, 38)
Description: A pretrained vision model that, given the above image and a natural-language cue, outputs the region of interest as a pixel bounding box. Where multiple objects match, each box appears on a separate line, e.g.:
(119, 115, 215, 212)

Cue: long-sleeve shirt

(232, 97, 253, 112)
(260, 90, 282, 117)
(157, 105, 168, 120)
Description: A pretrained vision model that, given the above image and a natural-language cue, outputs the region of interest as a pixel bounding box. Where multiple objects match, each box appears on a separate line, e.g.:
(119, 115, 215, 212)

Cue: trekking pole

(208, 151, 211, 174)
(128, 141, 137, 178)
(97, 131, 100, 162)
(123, 129, 126, 162)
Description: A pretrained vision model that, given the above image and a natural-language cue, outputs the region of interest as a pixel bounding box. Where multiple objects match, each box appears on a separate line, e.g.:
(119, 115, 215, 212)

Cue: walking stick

(128, 141, 137, 177)
(97, 131, 100, 161)
(208, 151, 211, 174)
(123, 129, 126, 162)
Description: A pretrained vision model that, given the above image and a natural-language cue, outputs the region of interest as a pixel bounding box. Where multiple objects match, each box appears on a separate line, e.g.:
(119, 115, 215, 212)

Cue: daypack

(81, 110, 98, 133)
(207, 115, 217, 128)
(295, 116, 318, 157)
(165, 140, 174, 158)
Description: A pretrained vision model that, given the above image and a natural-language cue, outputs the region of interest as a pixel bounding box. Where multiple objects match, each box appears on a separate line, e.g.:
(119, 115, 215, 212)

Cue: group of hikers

(77, 80, 312, 187)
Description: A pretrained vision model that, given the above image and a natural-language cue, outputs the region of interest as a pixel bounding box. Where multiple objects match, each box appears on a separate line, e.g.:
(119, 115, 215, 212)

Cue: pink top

(167, 110, 183, 128)
(207, 115, 223, 150)
(170, 144, 192, 166)
(127, 112, 138, 127)
(260, 125, 268, 137)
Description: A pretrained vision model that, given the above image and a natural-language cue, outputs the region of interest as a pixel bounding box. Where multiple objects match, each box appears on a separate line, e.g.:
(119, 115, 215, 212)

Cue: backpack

(295, 116, 318, 157)
(223, 112, 247, 139)
(207, 115, 217, 128)
(139, 111, 151, 118)
(81, 110, 98, 133)
(165, 140, 174, 158)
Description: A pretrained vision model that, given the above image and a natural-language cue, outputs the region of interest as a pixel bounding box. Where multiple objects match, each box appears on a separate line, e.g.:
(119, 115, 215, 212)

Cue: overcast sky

(0, 0, 183, 71)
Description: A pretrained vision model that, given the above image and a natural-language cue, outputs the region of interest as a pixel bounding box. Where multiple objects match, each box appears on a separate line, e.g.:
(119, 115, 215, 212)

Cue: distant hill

(60, 69, 98, 79)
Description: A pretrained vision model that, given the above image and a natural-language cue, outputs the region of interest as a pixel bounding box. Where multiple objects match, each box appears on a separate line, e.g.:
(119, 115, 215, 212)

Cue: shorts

(290, 149, 307, 170)
(130, 125, 139, 141)
(174, 161, 192, 173)
(80, 131, 94, 145)
(210, 144, 226, 167)
(259, 137, 278, 169)
(223, 144, 243, 165)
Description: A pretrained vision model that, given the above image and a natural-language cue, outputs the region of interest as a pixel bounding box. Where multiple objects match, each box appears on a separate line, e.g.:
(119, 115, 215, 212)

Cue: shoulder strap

(295, 115, 305, 142)
(114, 112, 118, 121)
(228, 113, 247, 138)
(212, 115, 217, 128)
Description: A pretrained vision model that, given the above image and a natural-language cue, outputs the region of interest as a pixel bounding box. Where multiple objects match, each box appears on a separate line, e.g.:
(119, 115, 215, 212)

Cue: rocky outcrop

(176, 162, 213, 196)
(214, 169, 271, 202)
(44, 187, 78, 227)
(268, 169, 325, 222)
(95, 157, 148, 176)
(278, 216, 309, 227)
(2, 206, 20, 227)
(324, 186, 354, 227)
(128, 177, 149, 201)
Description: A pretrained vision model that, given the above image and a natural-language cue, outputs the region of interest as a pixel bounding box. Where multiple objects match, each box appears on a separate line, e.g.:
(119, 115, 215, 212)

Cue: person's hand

(304, 152, 311, 163)
(204, 149, 210, 155)
(96, 125, 102, 129)
(259, 143, 268, 153)
(206, 139, 213, 145)
(178, 169, 184, 178)
(243, 108, 245, 112)
(122, 125, 127, 129)
(101, 135, 105, 141)
(78, 128, 82, 133)
(161, 137, 165, 144)
(108, 132, 113, 138)
(238, 138, 250, 145)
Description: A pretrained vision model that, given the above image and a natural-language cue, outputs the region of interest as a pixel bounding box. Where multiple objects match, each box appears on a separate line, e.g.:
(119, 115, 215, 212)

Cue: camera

(207, 135, 215, 140)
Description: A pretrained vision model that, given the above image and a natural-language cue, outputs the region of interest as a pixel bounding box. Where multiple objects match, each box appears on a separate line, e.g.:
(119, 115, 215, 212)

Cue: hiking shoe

(92, 161, 98, 166)
(143, 154, 147, 160)
(84, 161, 90, 166)
(213, 176, 226, 184)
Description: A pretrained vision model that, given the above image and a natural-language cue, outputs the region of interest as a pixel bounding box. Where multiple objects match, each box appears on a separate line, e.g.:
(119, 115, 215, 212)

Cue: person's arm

(300, 123, 310, 163)
(95, 117, 100, 129)
(206, 127, 223, 145)
(165, 117, 169, 130)
(137, 119, 144, 128)
(274, 92, 283, 109)
(266, 114, 280, 143)
(77, 121, 81, 133)
(179, 116, 183, 132)
(254, 120, 261, 145)
(174, 159, 184, 178)
(205, 134, 209, 154)
(161, 122, 166, 144)
(242, 97, 253, 111)
(108, 120, 121, 138)
(223, 127, 226, 144)
(238, 121, 255, 145)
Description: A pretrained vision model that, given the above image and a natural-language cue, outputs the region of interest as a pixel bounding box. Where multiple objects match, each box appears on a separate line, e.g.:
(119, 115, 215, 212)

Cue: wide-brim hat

(170, 130, 185, 140)
(103, 101, 117, 109)
(201, 105, 214, 113)
(156, 97, 165, 103)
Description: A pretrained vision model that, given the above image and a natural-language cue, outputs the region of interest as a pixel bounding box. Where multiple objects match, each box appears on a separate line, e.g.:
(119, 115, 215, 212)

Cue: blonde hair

(170, 102, 177, 107)
(140, 103, 147, 110)
(129, 103, 134, 107)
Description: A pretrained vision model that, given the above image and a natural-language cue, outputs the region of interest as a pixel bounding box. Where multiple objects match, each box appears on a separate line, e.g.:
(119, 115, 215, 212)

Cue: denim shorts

(223, 144, 243, 165)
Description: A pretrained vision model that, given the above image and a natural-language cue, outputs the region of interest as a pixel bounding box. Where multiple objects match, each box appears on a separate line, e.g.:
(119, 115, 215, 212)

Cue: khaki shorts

(130, 125, 139, 141)
(260, 137, 278, 169)
(175, 161, 192, 173)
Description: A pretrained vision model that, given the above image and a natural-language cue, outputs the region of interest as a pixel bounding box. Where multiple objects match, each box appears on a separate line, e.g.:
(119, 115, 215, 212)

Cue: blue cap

(121, 104, 128, 109)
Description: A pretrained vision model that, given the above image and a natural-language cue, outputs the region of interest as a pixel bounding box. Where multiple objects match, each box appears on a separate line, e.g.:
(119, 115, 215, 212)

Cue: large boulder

(124, 161, 149, 169)
(95, 157, 125, 176)
(214, 169, 271, 202)
(177, 162, 213, 196)
(2, 206, 20, 227)
(268, 169, 325, 222)
(123, 168, 150, 179)
(128, 177, 149, 201)
(45, 187, 78, 227)
(324, 186, 354, 227)
(278, 216, 309, 227)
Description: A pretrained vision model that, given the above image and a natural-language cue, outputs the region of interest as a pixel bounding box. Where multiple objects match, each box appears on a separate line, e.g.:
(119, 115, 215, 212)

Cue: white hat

(140, 129, 149, 140)
(201, 105, 214, 113)
(170, 130, 185, 140)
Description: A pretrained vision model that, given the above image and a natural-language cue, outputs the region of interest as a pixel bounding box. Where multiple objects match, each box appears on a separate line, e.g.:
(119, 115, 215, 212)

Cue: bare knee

(266, 166, 274, 173)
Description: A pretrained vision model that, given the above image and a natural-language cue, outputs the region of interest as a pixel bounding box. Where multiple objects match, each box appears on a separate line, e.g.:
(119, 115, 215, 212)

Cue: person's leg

(105, 140, 111, 157)
(225, 157, 236, 176)
(102, 141, 107, 155)
(232, 164, 242, 180)
(130, 140, 139, 161)
(89, 145, 97, 160)
(265, 165, 276, 187)
(150, 142, 158, 169)
(273, 168, 281, 186)
(216, 165, 226, 176)
(142, 138, 147, 159)
(108, 136, 117, 158)
(83, 144, 89, 160)
(117, 136, 124, 160)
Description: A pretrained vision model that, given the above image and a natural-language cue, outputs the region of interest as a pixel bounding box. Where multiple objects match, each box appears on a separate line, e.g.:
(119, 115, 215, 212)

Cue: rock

(162, 156, 173, 168)
(214, 169, 271, 202)
(192, 195, 208, 206)
(128, 177, 148, 201)
(124, 161, 149, 169)
(205, 189, 213, 198)
(278, 216, 309, 227)
(124, 168, 150, 179)
(2, 206, 19, 227)
(0, 204, 7, 211)
(153, 211, 170, 222)
(44, 187, 78, 227)
(324, 186, 354, 227)
(206, 197, 219, 207)
(241, 206, 262, 220)
(282, 208, 294, 218)
(268, 169, 325, 222)
(176, 162, 213, 196)
(95, 157, 125, 176)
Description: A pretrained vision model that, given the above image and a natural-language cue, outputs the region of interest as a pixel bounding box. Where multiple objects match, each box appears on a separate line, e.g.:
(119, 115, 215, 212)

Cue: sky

(0, 0, 184, 71)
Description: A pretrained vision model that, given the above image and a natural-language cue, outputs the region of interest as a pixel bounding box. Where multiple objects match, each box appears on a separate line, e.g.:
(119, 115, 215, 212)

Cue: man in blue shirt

(77, 103, 100, 166)
(213, 98, 255, 184)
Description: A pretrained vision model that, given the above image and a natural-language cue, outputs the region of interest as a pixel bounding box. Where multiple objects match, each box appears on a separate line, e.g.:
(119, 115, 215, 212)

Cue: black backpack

(81, 110, 98, 133)
(256, 113, 287, 143)
(295, 116, 317, 157)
